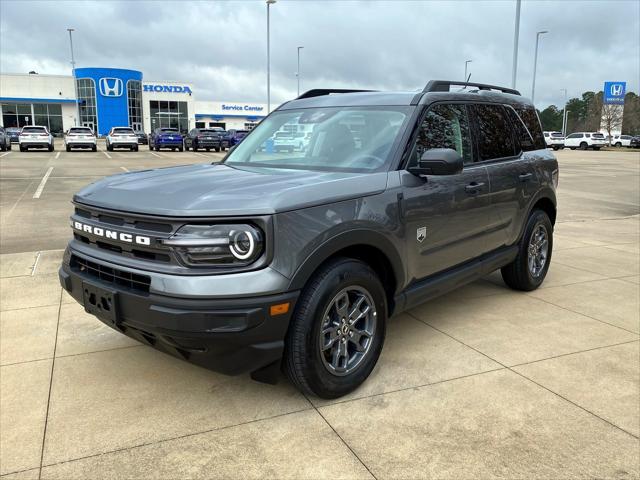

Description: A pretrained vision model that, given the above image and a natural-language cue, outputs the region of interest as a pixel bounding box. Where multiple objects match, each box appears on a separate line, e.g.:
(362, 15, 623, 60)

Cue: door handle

(465, 182, 485, 194)
(519, 172, 533, 182)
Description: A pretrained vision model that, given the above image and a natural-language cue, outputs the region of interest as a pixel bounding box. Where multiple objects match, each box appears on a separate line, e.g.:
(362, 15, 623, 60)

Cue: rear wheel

(92, 145, 97, 152)
(20, 145, 26, 152)
(501, 209, 553, 291)
(284, 258, 387, 399)
(178, 145, 183, 152)
(579, 142, 588, 150)
(48, 144, 54, 152)
(134, 145, 139, 152)
(66, 145, 71, 152)
(215, 147, 220, 152)
(155, 146, 160, 152)
(615, 142, 622, 147)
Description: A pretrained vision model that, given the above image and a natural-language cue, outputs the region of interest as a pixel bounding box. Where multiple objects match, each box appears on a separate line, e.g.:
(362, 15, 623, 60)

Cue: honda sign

(99, 77, 124, 97)
(603, 81, 626, 105)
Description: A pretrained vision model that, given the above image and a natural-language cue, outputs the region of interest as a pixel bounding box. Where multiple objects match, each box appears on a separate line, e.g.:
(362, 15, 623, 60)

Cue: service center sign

(603, 81, 626, 105)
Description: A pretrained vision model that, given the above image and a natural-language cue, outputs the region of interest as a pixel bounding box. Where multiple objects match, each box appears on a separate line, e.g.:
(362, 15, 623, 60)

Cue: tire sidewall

(521, 210, 553, 289)
(291, 260, 387, 398)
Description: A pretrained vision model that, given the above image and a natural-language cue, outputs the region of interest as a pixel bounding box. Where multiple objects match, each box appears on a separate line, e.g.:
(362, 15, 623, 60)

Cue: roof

(278, 90, 534, 110)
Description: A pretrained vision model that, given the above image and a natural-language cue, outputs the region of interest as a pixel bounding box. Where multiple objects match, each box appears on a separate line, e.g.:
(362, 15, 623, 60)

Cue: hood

(74, 163, 389, 217)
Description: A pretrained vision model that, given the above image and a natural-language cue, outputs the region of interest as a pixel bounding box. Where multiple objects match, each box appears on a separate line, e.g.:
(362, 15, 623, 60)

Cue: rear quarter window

(512, 105, 546, 150)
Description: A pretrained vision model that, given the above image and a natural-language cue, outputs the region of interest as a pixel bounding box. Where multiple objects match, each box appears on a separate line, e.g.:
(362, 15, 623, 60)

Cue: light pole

(296, 46, 304, 96)
(464, 59, 472, 82)
(511, 0, 521, 89)
(560, 88, 568, 136)
(531, 30, 548, 104)
(67, 28, 79, 126)
(266, 0, 276, 113)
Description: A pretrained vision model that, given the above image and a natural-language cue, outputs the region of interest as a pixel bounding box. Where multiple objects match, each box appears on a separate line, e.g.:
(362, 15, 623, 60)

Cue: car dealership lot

(1, 146, 638, 478)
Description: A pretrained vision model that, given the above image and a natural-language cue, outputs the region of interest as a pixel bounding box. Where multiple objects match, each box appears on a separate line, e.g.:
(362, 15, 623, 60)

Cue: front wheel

(284, 258, 387, 399)
(501, 209, 553, 291)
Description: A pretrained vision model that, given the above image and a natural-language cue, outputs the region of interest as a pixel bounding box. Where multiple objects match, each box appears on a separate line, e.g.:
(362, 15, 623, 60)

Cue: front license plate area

(83, 281, 119, 325)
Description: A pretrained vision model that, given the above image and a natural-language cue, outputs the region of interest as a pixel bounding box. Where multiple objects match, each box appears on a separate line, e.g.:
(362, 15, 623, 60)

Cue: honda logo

(610, 84, 623, 96)
(98, 78, 123, 97)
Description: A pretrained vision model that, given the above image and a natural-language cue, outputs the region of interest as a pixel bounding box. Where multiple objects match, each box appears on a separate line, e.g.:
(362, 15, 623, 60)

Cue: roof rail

(423, 80, 521, 96)
(296, 89, 377, 100)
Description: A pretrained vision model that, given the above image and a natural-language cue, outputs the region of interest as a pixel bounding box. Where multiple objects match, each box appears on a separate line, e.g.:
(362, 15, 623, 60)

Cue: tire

(134, 146, 139, 152)
(178, 146, 183, 152)
(593, 147, 600, 151)
(48, 144, 54, 152)
(155, 146, 160, 152)
(215, 147, 220, 152)
(501, 209, 553, 292)
(615, 142, 622, 147)
(0, 144, 4, 152)
(194, 145, 199, 152)
(579, 142, 588, 150)
(92, 145, 97, 152)
(149, 143, 153, 150)
(7, 143, 11, 151)
(66, 145, 71, 152)
(206, 148, 210, 152)
(284, 258, 387, 399)
(20, 145, 26, 152)
(569, 147, 576, 150)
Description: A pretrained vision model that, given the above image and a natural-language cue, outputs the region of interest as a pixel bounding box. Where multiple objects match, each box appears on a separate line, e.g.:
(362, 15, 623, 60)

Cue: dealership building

(0, 67, 267, 135)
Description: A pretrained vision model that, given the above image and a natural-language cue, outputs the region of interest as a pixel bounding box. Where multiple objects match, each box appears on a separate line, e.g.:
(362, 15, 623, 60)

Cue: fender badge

(417, 227, 427, 243)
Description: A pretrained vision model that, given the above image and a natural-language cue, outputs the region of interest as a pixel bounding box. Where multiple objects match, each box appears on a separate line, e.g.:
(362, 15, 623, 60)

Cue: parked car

(19, 125, 54, 151)
(149, 127, 183, 151)
(106, 127, 139, 151)
(611, 135, 633, 147)
(543, 131, 564, 150)
(134, 131, 148, 145)
(60, 80, 557, 399)
(184, 128, 224, 152)
(6, 127, 20, 143)
(226, 129, 249, 147)
(0, 127, 12, 151)
(64, 126, 97, 152)
(564, 132, 606, 150)
(630, 136, 640, 148)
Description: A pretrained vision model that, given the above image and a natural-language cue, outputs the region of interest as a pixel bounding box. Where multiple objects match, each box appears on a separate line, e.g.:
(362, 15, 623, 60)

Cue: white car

(106, 127, 139, 151)
(543, 131, 564, 150)
(19, 126, 54, 152)
(564, 132, 606, 151)
(64, 127, 97, 152)
(611, 135, 633, 148)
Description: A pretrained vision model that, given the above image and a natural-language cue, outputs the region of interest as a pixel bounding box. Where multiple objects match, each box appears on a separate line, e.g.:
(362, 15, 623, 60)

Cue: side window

(512, 104, 546, 150)
(408, 103, 473, 167)
(506, 107, 535, 152)
(471, 104, 517, 161)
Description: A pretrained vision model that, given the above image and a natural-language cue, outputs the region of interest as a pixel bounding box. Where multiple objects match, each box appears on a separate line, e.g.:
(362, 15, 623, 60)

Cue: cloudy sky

(1, 0, 638, 109)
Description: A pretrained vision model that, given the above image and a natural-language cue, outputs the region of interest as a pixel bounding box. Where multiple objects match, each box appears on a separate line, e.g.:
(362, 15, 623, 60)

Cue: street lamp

(511, 0, 521, 89)
(296, 46, 304, 96)
(67, 28, 80, 126)
(464, 59, 472, 82)
(531, 30, 548, 103)
(266, 0, 276, 113)
(560, 88, 568, 136)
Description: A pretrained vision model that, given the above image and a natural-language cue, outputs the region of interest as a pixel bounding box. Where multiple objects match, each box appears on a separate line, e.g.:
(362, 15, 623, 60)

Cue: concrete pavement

(1, 147, 638, 479)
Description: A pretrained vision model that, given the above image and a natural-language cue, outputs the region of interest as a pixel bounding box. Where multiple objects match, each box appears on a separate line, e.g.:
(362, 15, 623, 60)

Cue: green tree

(622, 92, 640, 135)
(538, 105, 563, 131)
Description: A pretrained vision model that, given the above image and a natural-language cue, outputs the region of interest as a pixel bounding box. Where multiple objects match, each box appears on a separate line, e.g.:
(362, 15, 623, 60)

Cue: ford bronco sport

(59, 80, 558, 399)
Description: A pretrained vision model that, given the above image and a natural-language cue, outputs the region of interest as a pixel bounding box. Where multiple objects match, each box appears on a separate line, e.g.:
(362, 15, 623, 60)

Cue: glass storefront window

(76, 78, 97, 132)
(149, 100, 188, 133)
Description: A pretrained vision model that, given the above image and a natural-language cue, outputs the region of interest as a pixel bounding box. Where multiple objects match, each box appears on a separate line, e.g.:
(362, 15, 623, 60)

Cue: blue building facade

(74, 67, 143, 135)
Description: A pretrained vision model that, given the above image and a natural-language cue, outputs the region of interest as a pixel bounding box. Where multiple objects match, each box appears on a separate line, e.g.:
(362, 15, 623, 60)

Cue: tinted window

(512, 104, 546, 150)
(471, 104, 517, 161)
(506, 107, 534, 151)
(408, 103, 473, 167)
(22, 127, 47, 133)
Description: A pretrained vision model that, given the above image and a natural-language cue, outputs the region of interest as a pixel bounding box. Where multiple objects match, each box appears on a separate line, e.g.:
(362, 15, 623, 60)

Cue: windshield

(224, 106, 410, 172)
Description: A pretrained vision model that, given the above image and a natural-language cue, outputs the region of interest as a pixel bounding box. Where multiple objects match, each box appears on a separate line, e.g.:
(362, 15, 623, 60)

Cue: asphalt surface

(1, 142, 638, 479)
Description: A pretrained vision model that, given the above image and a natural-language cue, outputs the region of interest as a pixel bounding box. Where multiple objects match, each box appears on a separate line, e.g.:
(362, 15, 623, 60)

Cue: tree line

(537, 91, 639, 135)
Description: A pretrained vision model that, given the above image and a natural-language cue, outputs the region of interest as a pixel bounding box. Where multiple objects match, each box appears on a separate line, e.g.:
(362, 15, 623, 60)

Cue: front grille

(71, 255, 151, 293)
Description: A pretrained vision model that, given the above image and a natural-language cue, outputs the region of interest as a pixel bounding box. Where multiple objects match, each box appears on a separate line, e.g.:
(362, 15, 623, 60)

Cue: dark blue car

(226, 129, 249, 147)
(149, 127, 184, 152)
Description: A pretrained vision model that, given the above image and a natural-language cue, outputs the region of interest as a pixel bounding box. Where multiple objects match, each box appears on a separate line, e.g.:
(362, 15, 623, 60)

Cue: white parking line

(32, 166, 54, 199)
(0, 151, 10, 157)
(193, 152, 206, 158)
(120, 166, 130, 172)
(102, 150, 112, 159)
(54, 152, 60, 159)
(31, 251, 42, 276)
(150, 151, 161, 158)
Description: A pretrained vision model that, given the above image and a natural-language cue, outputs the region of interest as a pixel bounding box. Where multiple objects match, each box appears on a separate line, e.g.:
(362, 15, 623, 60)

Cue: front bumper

(59, 251, 298, 375)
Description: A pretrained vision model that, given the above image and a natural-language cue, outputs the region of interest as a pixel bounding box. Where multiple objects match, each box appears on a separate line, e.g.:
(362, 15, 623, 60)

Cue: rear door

(401, 103, 492, 280)
(469, 103, 536, 250)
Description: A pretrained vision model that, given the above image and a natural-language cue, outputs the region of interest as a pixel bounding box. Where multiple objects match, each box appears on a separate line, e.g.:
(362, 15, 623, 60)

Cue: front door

(401, 103, 493, 282)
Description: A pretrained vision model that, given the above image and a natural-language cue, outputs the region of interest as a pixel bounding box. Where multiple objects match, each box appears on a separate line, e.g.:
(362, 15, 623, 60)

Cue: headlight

(164, 224, 264, 267)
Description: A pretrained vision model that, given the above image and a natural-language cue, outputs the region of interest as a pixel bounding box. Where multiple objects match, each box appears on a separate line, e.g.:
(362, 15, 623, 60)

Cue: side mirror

(411, 148, 463, 176)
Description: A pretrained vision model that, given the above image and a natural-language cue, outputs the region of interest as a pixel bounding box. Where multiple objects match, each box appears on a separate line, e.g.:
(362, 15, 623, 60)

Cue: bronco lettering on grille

(73, 221, 151, 246)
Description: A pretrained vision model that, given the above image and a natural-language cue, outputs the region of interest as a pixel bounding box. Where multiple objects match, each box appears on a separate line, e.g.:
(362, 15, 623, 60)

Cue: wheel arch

(287, 230, 405, 317)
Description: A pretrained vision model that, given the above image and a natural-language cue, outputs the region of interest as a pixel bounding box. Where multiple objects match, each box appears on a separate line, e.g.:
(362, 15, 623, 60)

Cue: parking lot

(1, 143, 638, 479)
